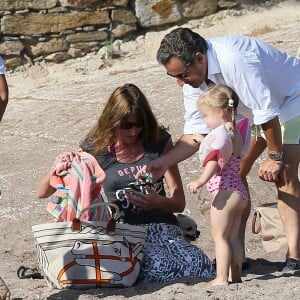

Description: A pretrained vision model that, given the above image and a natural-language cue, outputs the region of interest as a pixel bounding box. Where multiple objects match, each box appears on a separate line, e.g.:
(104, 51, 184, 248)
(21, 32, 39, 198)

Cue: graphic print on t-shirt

(115, 180, 163, 211)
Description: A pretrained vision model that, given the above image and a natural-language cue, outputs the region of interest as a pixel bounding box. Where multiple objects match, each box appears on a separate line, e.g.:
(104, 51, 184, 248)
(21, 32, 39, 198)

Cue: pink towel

(48, 152, 111, 222)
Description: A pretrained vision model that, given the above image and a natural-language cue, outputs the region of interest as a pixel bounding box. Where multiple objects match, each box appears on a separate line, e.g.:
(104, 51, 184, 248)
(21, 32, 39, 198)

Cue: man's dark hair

(156, 28, 208, 66)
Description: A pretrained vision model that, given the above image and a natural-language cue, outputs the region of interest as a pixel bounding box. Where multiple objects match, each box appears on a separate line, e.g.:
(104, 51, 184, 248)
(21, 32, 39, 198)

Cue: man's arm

(259, 116, 283, 182)
(163, 133, 204, 166)
(145, 133, 205, 179)
(0, 74, 8, 121)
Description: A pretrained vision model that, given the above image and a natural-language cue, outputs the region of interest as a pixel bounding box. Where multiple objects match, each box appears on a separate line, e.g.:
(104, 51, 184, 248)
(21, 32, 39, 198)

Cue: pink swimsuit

(199, 119, 250, 203)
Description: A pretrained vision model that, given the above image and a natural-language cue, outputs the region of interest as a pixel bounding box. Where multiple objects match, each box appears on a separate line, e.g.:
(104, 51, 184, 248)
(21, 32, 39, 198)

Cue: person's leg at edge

(0, 276, 10, 300)
(277, 143, 300, 270)
(204, 191, 242, 288)
(276, 117, 300, 271)
(239, 136, 267, 263)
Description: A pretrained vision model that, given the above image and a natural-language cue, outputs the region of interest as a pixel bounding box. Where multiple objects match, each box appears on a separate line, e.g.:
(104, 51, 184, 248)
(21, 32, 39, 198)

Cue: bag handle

(252, 211, 262, 234)
(79, 202, 119, 217)
(72, 202, 120, 232)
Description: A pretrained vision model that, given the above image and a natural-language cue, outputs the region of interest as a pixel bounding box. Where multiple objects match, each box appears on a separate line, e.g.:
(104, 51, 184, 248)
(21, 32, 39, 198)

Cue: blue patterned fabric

(139, 223, 215, 283)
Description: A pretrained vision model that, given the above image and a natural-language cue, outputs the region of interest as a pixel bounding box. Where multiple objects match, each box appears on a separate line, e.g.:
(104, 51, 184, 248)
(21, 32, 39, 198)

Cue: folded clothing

(48, 151, 111, 222)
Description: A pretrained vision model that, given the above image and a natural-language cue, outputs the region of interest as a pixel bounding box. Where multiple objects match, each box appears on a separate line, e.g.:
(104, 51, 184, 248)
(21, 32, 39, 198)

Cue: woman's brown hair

(84, 83, 162, 155)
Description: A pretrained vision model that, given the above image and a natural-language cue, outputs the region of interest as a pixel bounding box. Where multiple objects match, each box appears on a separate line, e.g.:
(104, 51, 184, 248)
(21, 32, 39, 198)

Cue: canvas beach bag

(252, 202, 288, 253)
(32, 203, 147, 289)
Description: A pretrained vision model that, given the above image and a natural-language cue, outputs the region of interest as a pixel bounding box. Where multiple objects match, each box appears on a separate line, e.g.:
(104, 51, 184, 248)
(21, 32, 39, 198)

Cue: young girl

(187, 84, 249, 287)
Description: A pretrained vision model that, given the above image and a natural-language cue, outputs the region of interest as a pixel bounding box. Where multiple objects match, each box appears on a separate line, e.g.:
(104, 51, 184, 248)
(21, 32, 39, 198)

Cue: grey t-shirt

(81, 130, 178, 226)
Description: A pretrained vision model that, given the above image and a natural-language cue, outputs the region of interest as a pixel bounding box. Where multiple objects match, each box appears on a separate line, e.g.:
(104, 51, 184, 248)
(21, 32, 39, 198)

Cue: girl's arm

(187, 160, 219, 193)
(197, 160, 219, 186)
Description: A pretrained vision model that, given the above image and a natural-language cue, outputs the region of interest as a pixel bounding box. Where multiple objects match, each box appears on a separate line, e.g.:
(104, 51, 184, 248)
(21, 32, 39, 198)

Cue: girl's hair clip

(228, 98, 234, 108)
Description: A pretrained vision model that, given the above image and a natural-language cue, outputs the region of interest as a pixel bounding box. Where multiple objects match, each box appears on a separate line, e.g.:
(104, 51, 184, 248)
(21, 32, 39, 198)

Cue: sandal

(17, 266, 43, 279)
(0, 276, 10, 300)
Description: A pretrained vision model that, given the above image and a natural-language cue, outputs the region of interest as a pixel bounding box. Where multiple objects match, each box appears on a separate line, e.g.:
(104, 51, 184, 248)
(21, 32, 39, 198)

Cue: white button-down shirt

(183, 35, 300, 134)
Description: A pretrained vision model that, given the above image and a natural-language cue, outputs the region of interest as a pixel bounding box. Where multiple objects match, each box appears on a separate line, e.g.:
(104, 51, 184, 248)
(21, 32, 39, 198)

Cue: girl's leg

(229, 203, 245, 283)
(205, 190, 244, 287)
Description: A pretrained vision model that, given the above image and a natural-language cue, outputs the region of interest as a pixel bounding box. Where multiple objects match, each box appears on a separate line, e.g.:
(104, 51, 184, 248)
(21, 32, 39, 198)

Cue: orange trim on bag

(57, 241, 138, 287)
(93, 241, 101, 284)
(59, 278, 111, 286)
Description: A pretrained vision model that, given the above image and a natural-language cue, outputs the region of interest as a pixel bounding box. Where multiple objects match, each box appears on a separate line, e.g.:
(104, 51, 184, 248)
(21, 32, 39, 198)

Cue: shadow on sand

(46, 277, 207, 300)
(241, 257, 300, 282)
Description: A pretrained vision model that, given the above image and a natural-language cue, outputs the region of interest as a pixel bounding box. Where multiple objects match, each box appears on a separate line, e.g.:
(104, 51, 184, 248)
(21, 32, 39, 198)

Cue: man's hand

(135, 157, 168, 180)
(258, 157, 283, 182)
(146, 156, 168, 179)
(259, 117, 283, 182)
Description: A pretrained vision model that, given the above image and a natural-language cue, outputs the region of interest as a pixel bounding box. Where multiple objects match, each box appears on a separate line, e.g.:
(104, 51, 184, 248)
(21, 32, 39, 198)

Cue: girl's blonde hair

(198, 84, 239, 124)
(84, 83, 162, 155)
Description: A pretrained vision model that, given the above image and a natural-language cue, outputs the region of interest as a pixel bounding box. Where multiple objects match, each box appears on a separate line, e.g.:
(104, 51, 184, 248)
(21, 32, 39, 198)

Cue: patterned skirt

(138, 223, 215, 283)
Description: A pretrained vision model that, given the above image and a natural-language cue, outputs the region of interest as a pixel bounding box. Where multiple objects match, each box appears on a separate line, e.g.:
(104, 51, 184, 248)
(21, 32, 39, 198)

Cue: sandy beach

(1, 0, 300, 299)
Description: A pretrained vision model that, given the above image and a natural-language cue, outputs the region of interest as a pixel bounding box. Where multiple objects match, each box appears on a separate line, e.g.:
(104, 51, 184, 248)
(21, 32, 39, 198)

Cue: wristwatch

(268, 151, 283, 162)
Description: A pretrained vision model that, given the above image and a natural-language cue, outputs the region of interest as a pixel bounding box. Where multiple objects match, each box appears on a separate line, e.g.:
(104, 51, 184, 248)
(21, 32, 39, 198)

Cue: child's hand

(187, 181, 201, 193)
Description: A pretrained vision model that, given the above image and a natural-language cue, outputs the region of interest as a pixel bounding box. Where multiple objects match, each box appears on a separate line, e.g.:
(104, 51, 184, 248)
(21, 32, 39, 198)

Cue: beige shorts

(251, 116, 300, 145)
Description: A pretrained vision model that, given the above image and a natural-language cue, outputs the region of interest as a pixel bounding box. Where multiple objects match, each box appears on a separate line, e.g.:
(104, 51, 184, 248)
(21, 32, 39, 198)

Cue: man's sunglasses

(167, 63, 191, 80)
(119, 122, 143, 130)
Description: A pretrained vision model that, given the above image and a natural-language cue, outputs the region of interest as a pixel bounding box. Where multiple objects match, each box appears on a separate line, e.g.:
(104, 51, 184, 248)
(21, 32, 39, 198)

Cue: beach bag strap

(251, 203, 287, 253)
(72, 202, 120, 232)
(251, 210, 262, 234)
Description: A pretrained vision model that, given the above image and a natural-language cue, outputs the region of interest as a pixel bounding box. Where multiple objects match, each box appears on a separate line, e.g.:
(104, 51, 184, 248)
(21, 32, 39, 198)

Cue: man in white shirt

(0, 56, 8, 122)
(148, 28, 300, 273)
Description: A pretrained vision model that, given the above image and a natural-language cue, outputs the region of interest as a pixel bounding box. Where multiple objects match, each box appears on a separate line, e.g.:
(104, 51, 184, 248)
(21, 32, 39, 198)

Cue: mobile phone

(128, 181, 148, 193)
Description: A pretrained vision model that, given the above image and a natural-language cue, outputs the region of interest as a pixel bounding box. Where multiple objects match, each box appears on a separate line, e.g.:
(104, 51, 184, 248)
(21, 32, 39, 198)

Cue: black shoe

(281, 258, 300, 273)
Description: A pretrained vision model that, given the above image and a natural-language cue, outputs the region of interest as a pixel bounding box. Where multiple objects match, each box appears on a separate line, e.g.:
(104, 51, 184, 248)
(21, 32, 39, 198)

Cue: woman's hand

(53, 151, 82, 169)
(125, 186, 160, 209)
(37, 149, 83, 199)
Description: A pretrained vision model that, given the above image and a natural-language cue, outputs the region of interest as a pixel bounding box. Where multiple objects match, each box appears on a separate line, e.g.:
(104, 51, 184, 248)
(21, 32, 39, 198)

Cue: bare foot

(200, 279, 229, 289)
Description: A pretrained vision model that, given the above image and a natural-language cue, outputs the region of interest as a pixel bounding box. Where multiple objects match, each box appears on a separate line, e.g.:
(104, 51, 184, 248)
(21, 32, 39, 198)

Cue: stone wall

(0, 0, 238, 69)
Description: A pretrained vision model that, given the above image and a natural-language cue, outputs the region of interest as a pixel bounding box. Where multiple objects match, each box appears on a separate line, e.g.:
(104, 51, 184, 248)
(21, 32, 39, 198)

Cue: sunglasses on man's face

(167, 63, 191, 80)
(119, 122, 143, 130)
